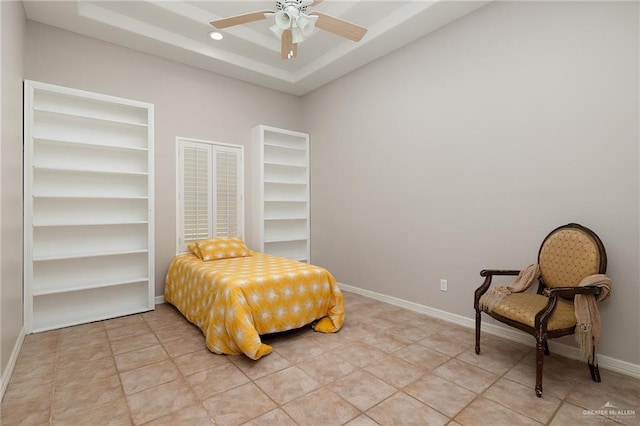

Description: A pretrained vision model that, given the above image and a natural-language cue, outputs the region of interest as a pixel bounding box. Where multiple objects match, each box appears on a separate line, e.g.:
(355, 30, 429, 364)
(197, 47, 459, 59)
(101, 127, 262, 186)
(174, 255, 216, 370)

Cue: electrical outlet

(440, 279, 448, 292)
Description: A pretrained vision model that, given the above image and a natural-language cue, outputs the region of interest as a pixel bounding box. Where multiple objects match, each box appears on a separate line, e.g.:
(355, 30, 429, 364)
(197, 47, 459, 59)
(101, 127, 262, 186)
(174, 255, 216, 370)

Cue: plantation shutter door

(181, 143, 212, 246)
(214, 147, 242, 238)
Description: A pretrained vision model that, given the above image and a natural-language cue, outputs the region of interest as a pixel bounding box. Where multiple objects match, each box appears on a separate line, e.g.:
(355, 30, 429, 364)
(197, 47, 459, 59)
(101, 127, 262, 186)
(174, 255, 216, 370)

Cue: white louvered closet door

(177, 138, 244, 253)
(215, 148, 242, 237)
(181, 143, 211, 246)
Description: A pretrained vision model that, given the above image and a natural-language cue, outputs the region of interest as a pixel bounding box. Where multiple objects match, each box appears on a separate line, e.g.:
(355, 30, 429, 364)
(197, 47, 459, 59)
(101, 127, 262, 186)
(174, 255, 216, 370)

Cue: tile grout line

(141, 311, 213, 425)
(49, 331, 61, 425)
(110, 319, 144, 424)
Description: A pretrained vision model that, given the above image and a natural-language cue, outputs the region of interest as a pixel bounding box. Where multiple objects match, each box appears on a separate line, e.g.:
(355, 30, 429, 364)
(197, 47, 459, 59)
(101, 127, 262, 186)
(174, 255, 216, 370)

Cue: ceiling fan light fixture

(274, 8, 316, 45)
(291, 27, 305, 44)
(270, 24, 285, 39)
(274, 9, 297, 30)
(297, 14, 317, 37)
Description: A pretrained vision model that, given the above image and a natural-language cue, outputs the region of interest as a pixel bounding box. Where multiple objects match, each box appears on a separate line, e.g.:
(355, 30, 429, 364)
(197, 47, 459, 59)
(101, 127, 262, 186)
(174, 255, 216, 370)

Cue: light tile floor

(1, 291, 638, 425)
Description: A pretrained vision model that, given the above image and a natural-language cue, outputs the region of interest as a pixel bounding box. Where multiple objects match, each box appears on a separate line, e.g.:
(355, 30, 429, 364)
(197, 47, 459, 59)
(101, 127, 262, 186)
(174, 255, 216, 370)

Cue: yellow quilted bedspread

(164, 252, 345, 360)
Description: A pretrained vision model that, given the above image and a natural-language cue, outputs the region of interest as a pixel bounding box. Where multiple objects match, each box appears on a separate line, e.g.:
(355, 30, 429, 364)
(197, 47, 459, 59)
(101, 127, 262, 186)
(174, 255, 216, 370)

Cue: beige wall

(1, 0, 25, 377)
(25, 21, 305, 298)
(303, 1, 639, 365)
(3, 0, 638, 372)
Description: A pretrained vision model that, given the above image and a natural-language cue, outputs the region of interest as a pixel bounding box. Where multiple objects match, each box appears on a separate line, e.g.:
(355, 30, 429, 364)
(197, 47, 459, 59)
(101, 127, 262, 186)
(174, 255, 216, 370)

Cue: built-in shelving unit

(252, 125, 310, 262)
(24, 80, 154, 333)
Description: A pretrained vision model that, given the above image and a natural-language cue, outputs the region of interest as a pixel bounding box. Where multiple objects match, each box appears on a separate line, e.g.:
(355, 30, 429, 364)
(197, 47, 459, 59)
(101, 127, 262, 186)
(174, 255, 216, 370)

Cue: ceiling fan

(210, 0, 368, 60)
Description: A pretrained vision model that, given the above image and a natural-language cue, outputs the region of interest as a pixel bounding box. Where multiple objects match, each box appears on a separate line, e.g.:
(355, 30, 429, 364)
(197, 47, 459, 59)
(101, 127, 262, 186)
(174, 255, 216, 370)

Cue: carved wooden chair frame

(473, 223, 607, 397)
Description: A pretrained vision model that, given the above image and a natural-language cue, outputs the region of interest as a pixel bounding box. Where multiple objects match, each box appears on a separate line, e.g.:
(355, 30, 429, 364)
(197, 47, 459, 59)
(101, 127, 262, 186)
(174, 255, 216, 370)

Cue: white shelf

(33, 249, 148, 262)
(33, 277, 149, 296)
(265, 216, 308, 221)
(33, 140, 148, 173)
(263, 130, 307, 150)
(33, 165, 148, 177)
(263, 162, 306, 169)
(264, 138, 307, 167)
(264, 240, 308, 262)
(32, 252, 148, 295)
(265, 237, 308, 244)
(33, 113, 148, 150)
(34, 88, 148, 126)
(33, 168, 148, 198)
(24, 80, 155, 333)
(34, 221, 148, 228)
(33, 196, 147, 226)
(264, 201, 307, 220)
(264, 218, 307, 242)
(264, 178, 306, 185)
(31, 282, 150, 332)
(33, 223, 147, 260)
(264, 140, 307, 152)
(33, 195, 149, 200)
(253, 125, 310, 262)
(34, 136, 148, 151)
(264, 163, 307, 184)
(264, 182, 308, 202)
(34, 106, 148, 127)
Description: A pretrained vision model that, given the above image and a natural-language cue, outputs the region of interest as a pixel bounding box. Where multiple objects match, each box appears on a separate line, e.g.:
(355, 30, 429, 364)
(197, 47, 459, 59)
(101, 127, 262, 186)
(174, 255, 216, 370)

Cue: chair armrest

(480, 269, 521, 277)
(534, 292, 560, 330)
(474, 269, 521, 310)
(534, 286, 601, 330)
(544, 286, 602, 298)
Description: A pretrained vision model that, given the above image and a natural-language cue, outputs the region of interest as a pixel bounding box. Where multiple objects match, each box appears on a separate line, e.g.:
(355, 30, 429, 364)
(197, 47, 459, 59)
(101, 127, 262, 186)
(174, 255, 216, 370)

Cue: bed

(164, 238, 345, 360)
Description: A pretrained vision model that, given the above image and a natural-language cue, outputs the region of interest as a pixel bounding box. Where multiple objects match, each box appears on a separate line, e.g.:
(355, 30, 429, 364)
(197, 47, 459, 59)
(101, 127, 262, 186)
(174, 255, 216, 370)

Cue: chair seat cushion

(490, 293, 576, 330)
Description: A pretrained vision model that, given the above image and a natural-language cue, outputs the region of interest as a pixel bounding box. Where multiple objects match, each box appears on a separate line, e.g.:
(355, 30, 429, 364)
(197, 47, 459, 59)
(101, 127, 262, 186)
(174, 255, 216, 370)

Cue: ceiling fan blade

(310, 0, 324, 5)
(280, 29, 297, 60)
(210, 11, 271, 29)
(311, 12, 367, 42)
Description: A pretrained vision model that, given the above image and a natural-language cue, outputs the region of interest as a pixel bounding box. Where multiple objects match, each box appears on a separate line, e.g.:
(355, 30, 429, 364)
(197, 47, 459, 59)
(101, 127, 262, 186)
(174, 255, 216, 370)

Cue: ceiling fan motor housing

(276, 0, 311, 13)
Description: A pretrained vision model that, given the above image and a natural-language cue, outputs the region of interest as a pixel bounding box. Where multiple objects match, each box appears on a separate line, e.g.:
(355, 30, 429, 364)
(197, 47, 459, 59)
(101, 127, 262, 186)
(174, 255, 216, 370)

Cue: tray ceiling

(23, 1, 491, 95)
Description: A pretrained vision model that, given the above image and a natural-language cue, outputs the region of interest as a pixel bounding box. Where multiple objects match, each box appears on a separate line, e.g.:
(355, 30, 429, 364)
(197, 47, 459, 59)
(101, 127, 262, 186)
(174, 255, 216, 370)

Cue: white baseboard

(0, 327, 25, 402)
(154, 295, 166, 305)
(339, 283, 640, 379)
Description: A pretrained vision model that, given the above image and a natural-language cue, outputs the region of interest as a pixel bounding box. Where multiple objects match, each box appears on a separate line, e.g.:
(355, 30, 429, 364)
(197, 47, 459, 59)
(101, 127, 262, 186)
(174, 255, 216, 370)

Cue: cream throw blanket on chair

(478, 264, 541, 312)
(574, 274, 612, 364)
(479, 264, 612, 364)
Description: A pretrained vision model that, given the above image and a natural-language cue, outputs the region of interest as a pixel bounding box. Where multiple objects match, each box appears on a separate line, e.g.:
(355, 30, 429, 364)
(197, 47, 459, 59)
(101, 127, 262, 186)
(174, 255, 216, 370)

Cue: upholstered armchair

(473, 223, 609, 397)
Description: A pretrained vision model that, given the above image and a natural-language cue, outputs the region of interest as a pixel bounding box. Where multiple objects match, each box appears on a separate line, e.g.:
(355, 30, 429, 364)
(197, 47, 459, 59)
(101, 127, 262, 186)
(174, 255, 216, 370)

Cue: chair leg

(588, 345, 601, 382)
(475, 310, 481, 355)
(535, 338, 545, 397)
(588, 362, 601, 382)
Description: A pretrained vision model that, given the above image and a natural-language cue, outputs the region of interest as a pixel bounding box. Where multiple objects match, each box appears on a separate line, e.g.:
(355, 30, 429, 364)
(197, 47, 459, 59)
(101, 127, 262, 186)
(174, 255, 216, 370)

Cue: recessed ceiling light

(208, 31, 223, 41)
